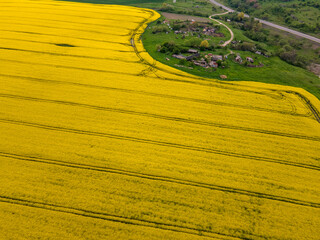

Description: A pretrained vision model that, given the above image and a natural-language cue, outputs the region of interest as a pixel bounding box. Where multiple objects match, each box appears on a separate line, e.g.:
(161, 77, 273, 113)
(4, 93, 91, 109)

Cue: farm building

(235, 55, 242, 63)
(212, 55, 223, 61)
(246, 57, 254, 63)
(188, 49, 198, 54)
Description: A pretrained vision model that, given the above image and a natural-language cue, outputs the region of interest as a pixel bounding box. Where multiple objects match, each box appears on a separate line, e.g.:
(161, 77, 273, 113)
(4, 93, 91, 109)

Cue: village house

(235, 55, 242, 63)
(193, 59, 207, 68)
(246, 57, 254, 63)
(172, 54, 186, 60)
(186, 53, 200, 60)
(173, 52, 222, 69)
(172, 53, 200, 61)
(188, 49, 198, 54)
(204, 54, 211, 59)
(212, 55, 223, 61)
(203, 27, 215, 36)
(209, 61, 218, 68)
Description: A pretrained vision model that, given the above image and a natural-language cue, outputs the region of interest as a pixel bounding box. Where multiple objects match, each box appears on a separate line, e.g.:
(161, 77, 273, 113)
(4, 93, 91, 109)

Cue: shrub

(279, 50, 308, 68)
(200, 40, 209, 48)
(179, 59, 188, 65)
(173, 46, 181, 54)
(162, 41, 176, 52)
(160, 46, 168, 53)
(172, 24, 181, 31)
(159, 3, 174, 12)
(185, 37, 202, 48)
(180, 47, 189, 53)
(152, 25, 170, 34)
(241, 42, 256, 51)
(283, 44, 293, 52)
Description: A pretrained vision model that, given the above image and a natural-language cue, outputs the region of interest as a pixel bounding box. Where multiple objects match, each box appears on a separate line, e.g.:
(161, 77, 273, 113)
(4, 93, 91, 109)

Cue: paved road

(209, 0, 320, 44)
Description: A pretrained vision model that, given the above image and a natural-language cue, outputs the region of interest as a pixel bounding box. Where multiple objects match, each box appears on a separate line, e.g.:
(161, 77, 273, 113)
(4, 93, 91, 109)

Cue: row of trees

(221, 12, 311, 68)
(225, 0, 320, 34)
(157, 39, 215, 54)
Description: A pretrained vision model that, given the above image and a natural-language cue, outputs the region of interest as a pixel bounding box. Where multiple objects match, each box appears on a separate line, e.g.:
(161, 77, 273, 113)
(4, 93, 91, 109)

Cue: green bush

(179, 58, 188, 65)
(160, 47, 167, 53)
(185, 37, 202, 48)
(152, 25, 170, 34)
(162, 41, 176, 52)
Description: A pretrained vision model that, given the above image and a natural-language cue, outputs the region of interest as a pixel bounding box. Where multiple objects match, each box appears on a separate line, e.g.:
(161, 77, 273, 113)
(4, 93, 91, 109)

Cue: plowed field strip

(0, 196, 239, 240)
(0, 118, 319, 171)
(0, 58, 304, 103)
(0, 8, 146, 22)
(0, 59, 144, 76)
(0, 74, 305, 117)
(0, 37, 134, 52)
(1, 152, 319, 208)
(0, 22, 130, 36)
(0, 16, 132, 30)
(0, 15, 134, 29)
(0, 29, 131, 46)
(0, 93, 318, 142)
(0, 47, 138, 63)
(0, 2, 147, 17)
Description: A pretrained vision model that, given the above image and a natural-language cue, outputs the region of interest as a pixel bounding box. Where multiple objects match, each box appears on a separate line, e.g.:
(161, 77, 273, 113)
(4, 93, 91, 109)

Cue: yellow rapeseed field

(0, 0, 319, 239)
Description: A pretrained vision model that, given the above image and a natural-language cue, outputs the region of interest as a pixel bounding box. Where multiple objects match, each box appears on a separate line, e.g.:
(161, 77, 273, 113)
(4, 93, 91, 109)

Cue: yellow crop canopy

(0, 0, 319, 239)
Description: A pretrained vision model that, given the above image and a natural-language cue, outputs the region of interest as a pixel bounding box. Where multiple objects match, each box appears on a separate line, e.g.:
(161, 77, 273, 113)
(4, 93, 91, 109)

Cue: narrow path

(209, 0, 320, 44)
(225, 49, 234, 58)
(209, 11, 234, 47)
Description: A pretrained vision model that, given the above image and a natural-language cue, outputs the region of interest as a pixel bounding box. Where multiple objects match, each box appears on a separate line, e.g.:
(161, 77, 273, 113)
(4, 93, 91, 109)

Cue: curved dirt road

(209, 12, 234, 47)
(209, 0, 320, 44)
